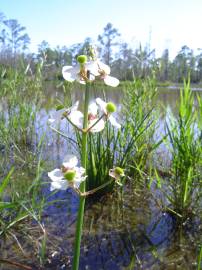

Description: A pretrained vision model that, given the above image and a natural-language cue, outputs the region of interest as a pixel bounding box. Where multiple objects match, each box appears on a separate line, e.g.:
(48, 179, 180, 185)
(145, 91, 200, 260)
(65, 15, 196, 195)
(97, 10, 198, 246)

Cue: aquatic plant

(0, 137, 49, 267)
(48, 48, 124, 270)
(162, 80, 202, 218)
(119, 77, 159, 179)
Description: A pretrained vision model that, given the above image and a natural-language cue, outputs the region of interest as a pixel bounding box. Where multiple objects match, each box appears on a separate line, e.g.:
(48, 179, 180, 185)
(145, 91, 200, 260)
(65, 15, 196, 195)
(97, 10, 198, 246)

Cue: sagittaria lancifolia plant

(48, 48, 125, 270)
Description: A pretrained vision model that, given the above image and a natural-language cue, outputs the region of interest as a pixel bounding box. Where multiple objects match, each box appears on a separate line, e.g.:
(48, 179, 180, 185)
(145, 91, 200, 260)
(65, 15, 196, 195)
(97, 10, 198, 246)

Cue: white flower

(88, 118, 105, 132)
(87, 102, 105, 132)
(48, 155, 87, 191)
(96, 98, 121, 129)
(48, 169, 69, 191)
(48, 101, 83, 129)
(48, 101, 106, 133)
(67, 101, 105, 132)
(62, 155, 78, 168)
(62, 62, 95, 84)
(88, 102, 98, 115)
(90, 60, 119, 87)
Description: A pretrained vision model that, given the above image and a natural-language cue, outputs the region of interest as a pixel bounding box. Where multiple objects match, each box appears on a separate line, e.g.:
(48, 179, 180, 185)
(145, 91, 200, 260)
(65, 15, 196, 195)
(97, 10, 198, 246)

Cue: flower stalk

(49, 51, 121, 269)
(72, 71, 90, 270)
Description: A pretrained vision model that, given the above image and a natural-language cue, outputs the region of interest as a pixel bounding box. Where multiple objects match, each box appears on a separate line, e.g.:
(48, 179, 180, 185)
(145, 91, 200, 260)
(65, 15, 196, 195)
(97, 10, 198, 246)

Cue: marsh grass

(120, 78, 159, 177)
(0, 63, 45, 177)
(0, 136, 50, 267)
(74, 77, 159, 195)
(0, 64, 49, 266)
(159, 80, 202, 219)
(1, 58, 201, 268)
(86, 124, 120, 193)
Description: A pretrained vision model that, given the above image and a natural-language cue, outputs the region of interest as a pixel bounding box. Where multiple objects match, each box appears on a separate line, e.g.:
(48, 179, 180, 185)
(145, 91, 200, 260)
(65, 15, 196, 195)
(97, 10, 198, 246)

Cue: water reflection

(1, 85, 201, 270)
(38, 181, 200, 270)
(37, 85, 201, 269)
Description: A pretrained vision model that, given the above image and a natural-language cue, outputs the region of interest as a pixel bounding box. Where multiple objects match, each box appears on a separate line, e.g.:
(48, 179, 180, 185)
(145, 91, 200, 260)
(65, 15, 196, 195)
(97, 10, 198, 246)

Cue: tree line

(1, 11, 202, 83)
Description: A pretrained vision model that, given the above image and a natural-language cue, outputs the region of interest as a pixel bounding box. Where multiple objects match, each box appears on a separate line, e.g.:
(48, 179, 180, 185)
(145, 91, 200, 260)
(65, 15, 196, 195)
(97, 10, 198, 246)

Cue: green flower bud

(77, 55, 87, 64)
(64, 170, 76, 181)
(106, 102, 116, 113)
(56, 104, 65, 111)
(115, 167, 124, 176)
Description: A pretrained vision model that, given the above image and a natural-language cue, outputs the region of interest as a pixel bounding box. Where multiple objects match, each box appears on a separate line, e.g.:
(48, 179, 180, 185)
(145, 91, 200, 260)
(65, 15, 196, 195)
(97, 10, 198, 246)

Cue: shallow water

(0, 85, 201, 270)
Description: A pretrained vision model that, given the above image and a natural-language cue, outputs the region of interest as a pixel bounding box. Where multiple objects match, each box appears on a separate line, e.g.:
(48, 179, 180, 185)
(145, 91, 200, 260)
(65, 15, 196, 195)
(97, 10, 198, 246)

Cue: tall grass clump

(120, 77, 159, 179)
(164, 80, 202, 218)
(0, 63, 45, 174)
(85, 123, 121, 193)
(0, 138, 49, 268)
(75, 77, 158, 193)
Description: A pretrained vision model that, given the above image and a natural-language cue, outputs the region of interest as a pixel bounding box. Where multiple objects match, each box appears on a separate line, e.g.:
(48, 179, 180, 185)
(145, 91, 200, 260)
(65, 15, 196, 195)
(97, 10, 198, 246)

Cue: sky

(1, 0, 202, 59)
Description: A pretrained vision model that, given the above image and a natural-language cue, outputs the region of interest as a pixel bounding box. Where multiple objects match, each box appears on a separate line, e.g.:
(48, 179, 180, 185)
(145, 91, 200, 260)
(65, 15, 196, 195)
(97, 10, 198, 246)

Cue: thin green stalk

(197, 245, 202, 270)
(72, 79, 90, 270)
(85, 113, 105, 132)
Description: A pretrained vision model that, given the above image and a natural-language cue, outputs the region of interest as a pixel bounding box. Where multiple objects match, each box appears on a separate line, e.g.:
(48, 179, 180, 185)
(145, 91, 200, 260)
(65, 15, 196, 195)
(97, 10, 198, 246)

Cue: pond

(0, 84, 201, 270)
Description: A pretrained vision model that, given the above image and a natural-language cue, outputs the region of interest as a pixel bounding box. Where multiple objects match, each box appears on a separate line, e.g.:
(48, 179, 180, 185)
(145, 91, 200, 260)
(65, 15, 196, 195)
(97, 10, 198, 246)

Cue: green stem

(63, 114, 83, 132)
(72, 78, 90, 270)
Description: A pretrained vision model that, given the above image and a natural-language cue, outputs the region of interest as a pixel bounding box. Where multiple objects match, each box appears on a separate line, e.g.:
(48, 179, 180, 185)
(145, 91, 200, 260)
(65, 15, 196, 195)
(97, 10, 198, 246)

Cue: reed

(162, 80, 202, 218)
(75, 77, 159, 194)
(0, 137, 50, 267)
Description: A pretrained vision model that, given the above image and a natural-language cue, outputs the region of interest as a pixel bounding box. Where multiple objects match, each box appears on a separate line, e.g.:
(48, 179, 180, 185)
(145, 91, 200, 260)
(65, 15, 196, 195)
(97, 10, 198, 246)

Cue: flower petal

(73, 176, 86, 189)
(62, 66, 78, 82)
(86, 61, 100, 76)
(75, 166, 85, 176)
(69, 110, 83, 128)
(88, 102, 98, 115)
(104, 75, 119, 87)
(97, 60, 111, 75)
(109, 115, 121, 129)
(50, 179, 69, 191)
(88, 73, 95, 81)
(95, 98, 107, 114)
(89, 118, 105, 132)
(48, 169, 64, 182)
(69, 101, 79, 112)
(109, 169, 117, 179)
(63, 155, 78, 169)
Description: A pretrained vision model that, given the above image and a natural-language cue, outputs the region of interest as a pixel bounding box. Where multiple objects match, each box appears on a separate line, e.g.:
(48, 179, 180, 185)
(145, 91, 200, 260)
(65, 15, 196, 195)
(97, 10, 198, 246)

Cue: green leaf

(0, 167, 14, 195)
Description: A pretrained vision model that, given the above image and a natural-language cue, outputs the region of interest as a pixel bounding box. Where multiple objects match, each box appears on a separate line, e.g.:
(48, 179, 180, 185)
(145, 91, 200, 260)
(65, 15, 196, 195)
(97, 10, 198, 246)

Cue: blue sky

(1, 0, 201, 59)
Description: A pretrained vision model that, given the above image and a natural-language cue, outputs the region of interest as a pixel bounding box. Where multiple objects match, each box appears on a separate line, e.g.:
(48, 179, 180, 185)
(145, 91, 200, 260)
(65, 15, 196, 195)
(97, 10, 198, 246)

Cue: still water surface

(1, 85, 201, 270)
(39, 86, 201, 269)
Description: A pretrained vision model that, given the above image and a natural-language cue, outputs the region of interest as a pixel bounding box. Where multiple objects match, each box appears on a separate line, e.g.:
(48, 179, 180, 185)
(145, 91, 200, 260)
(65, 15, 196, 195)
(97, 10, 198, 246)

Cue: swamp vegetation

(0, 58, 201, 270)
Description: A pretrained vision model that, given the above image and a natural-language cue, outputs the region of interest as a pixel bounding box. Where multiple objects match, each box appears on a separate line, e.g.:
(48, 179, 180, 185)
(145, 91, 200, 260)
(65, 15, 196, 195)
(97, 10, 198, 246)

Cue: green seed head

(106, 102, 116, 113)
(56, 104, 64, 111)
(64, 170, 76, 181)
(77, 55, 87, 64)
(115, 167, 124, 176)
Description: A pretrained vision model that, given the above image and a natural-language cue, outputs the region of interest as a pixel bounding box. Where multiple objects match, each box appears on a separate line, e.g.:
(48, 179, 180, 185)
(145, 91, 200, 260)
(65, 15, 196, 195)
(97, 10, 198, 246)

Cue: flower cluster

(48, 155, 87, 191)
(48, 98, 121, 132)
(62, 53, 119, 87)
(48, 49, 124, 193)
